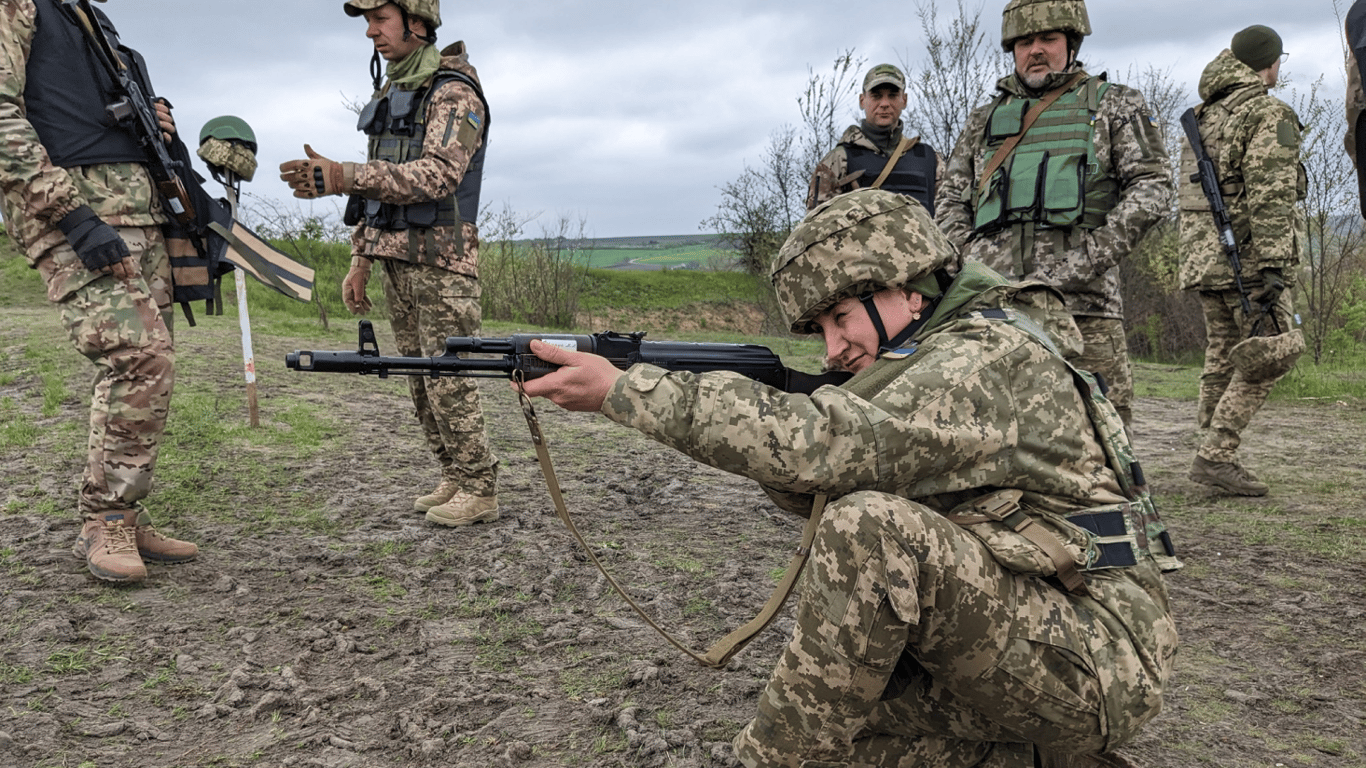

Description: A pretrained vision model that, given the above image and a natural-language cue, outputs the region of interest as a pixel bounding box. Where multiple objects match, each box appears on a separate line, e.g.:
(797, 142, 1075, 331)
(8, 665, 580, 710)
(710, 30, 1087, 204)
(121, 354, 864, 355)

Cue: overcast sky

(101, 0, 1355, 238)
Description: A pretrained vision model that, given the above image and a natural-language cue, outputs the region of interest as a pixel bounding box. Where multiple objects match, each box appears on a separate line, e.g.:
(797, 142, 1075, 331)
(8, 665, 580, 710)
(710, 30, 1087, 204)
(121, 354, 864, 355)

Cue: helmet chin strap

(859, 291, 940, 354)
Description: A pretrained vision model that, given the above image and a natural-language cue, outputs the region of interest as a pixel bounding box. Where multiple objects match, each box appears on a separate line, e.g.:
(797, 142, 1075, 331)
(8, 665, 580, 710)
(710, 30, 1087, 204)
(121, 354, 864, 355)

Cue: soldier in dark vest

(806, 64, 938, 215)
(935, 0, 1173, 429)
(0, 0, 199, 582)
(280, 0, 499, 526)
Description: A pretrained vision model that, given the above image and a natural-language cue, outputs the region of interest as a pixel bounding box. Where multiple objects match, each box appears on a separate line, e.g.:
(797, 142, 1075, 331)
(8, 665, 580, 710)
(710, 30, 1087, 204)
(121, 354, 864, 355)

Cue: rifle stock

(286, 320, 852, 396)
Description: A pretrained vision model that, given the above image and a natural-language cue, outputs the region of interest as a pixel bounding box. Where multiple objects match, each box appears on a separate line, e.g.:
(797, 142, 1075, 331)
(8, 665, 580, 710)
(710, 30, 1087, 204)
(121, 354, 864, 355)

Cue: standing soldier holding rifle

(0, 0, 200, 581)
(1178, 24, 1305, 497)
(280, 0, 499, 527)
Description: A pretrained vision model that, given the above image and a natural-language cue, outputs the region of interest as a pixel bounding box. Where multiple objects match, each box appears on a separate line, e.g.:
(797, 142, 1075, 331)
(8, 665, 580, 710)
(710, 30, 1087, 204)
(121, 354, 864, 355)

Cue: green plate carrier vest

(972, 76, 1120, 234)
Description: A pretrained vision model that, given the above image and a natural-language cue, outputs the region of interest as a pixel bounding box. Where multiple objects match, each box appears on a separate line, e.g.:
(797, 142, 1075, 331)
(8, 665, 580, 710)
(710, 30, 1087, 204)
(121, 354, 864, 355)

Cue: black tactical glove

(1250, 267, 1285, 306)
(56, 205, 130, 273)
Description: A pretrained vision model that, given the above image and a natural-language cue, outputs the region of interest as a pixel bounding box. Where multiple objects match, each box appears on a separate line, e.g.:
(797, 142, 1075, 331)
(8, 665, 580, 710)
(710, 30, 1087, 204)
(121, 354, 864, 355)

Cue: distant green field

(573, 235, 737, 270)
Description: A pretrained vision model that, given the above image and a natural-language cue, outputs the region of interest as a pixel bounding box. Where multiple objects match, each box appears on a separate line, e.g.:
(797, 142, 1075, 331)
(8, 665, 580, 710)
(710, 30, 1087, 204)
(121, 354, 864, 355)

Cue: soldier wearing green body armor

(935, 0, 1174, 428)
(519, 189, 1179, 768)
(279, 0, 499, 525)
(1178, 25, 1306, 497)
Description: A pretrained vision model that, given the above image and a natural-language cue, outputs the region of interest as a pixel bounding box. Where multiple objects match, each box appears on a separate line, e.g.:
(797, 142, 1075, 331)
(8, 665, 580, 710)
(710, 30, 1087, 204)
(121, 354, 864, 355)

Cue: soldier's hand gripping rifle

(1180, 107, 1253, 318)
(286, 320, 853, 396)
(65, 0, 195, 225)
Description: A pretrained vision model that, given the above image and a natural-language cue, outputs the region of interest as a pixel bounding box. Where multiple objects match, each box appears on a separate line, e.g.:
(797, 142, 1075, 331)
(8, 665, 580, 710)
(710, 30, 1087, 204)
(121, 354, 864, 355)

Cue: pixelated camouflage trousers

(1068, 317, 1133, 427)
(733, 492, 1174, 768)
(1195, 290, 1297, 463)
(39, 227, 176, 518)
(379, 260, 498, 495)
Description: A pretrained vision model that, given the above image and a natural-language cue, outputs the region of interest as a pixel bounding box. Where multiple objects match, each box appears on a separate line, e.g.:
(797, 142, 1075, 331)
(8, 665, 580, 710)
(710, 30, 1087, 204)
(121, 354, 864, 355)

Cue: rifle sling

(514, 378, 826, 669)
(976, 71, 1087, 194)
(870, 136, 920, 190)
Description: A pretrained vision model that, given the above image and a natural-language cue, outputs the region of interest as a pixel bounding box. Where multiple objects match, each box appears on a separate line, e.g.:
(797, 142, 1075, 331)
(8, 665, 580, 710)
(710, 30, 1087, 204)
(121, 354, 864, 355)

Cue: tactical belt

(513, 376, 825, 669)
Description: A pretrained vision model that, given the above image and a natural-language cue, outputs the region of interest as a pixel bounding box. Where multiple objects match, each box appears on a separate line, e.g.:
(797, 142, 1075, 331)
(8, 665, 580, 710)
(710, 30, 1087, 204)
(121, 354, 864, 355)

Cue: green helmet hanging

(198, 115, 256, 152)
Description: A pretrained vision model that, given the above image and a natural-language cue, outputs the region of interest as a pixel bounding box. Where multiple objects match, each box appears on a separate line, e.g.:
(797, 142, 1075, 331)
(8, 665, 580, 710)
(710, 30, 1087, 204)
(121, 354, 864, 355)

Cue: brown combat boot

(132, 507, 198, 564)
(413, 479, 462, 512)
(73, 512, 147, 582)
(1190, 455, 1269, 496)
(425, 491, 499, 527)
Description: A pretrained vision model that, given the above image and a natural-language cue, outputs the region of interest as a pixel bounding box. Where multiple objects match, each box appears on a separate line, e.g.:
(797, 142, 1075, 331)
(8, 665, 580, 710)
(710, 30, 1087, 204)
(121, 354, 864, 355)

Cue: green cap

(863, 64, 906, 93)
(1231, 24, 1283, 71)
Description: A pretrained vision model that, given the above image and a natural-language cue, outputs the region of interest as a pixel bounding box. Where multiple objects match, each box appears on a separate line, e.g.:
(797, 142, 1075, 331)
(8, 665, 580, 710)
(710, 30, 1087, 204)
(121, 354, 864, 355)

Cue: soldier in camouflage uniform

(0, 0, 199, 582)
(520, 190, 1178, 768)
(935, 0, 1173, 428)
(280, 0, 498, 526)
(806, 64, 938, 215)
(1346, 1, 1366, 216)
(1178, 26, 1306, 497)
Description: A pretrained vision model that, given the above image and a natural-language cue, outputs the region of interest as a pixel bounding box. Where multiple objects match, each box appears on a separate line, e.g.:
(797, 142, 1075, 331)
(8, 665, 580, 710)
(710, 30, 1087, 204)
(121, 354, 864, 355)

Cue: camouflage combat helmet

(1230, 327, 1304, 383)
(343, 0, 441, 30)
(1000, 0, 1091, 50)
(197, 116, 258, 182)
(771, 189, 957, 335)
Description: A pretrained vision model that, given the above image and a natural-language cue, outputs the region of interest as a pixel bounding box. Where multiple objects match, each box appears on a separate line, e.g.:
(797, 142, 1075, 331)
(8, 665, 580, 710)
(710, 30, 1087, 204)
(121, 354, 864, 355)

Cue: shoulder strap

(976, 71, 1087, 193)
(514, 380, 827, 668)
(870, 136, 921, 190)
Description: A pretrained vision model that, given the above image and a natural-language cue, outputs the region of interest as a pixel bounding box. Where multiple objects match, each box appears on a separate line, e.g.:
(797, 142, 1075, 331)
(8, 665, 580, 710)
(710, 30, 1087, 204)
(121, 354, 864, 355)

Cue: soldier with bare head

(805, 64, 938, 215)
(1178, 25, 1306, 497)
(518, 189, 1179, 767)
(935, 0, 1174, 429)
(0, 0, 200, 582)
(280, 0, 499, 526)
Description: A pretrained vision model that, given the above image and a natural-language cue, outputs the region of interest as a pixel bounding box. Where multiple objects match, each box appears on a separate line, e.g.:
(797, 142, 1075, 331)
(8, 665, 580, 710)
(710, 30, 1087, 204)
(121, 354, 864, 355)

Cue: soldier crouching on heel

(518, 189, 1180, 767)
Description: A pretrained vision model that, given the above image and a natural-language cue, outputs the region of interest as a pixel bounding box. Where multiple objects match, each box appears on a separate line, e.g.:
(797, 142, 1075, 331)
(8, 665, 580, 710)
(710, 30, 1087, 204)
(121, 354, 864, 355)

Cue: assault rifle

(67, 0, 195, 225)
(1180, 107, 1252, 317)
(286, 320, 853, 396)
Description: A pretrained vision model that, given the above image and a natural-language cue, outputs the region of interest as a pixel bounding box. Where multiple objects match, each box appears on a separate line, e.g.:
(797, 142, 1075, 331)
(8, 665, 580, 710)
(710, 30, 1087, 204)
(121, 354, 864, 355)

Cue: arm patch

(1276, 119, 1298, 149)
(454, 109, 482, 150)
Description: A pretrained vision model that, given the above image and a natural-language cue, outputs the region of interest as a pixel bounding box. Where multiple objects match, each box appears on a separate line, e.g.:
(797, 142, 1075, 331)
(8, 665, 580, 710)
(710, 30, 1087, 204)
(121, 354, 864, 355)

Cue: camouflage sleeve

(933, 104, 991, 253)
(805, 146, 847, 211)
(350, 77, 486, 204)
(1232, 98, 1302, 272)
(1086, 85, 1175, 272)
(1349, 47, 1364, 167)
(0, 0, 88, 238)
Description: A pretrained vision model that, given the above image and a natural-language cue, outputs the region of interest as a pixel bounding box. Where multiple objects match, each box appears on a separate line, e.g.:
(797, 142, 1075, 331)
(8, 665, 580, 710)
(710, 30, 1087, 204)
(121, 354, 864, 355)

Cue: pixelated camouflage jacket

(805, 122, 899, 210)
(350, 42, 486, 278)
(0, 0, 167, 270)
(935, 65, 1173, 319)
(1178, 49, 1306, 292)
(601, 266, 1130, 518)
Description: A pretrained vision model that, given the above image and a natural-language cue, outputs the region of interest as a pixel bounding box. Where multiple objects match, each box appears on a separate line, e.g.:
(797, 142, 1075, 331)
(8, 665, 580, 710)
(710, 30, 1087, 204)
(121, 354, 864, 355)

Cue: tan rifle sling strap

(976, 71, 1088, 194)
(870, 136, 921, 190)
(514, 377, 827, 668)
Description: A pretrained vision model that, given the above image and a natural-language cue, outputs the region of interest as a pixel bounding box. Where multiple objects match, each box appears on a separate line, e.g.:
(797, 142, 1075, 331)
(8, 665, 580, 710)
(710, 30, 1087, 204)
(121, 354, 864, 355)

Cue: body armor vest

(351, 70, 489, 235)
(844, 141, 937, 215)
(972, 76, 1120, 234)
(25, 0, 146, 168)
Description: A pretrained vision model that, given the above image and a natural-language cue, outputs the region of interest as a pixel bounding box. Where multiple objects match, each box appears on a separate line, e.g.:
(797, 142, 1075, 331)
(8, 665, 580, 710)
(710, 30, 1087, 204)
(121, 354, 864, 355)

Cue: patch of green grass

(0, 662, 34, 685)
(45, 648, 91, 675)
(559, 665, 628, 700)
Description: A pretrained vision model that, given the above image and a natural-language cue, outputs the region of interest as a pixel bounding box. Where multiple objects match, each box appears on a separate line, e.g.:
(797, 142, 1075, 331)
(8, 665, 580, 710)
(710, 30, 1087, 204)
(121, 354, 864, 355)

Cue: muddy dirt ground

(2, 305, 1365, 768)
